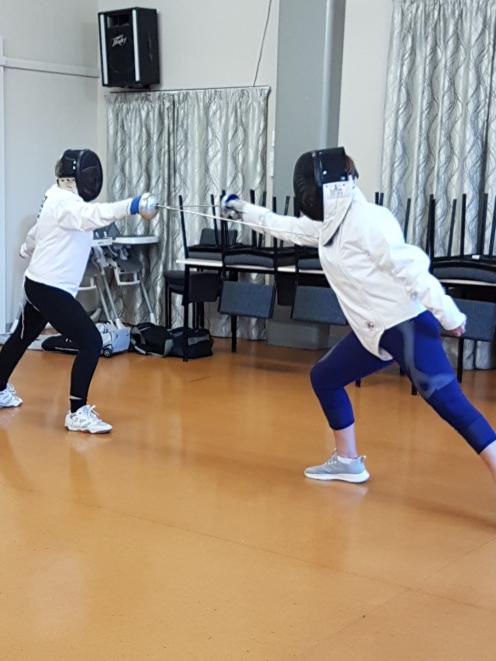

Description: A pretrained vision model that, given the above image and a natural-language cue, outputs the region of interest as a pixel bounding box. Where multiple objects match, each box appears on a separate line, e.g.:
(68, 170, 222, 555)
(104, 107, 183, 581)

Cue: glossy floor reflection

(0, 340, 495, 659)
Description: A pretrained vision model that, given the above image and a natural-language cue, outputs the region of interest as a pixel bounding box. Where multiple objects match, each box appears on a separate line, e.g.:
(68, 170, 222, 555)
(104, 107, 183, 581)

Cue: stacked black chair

(426, 192, 496, 382)
(218, 192, 296, 352)
(164, 195, 222, 358)
(443, 298, 496, 382)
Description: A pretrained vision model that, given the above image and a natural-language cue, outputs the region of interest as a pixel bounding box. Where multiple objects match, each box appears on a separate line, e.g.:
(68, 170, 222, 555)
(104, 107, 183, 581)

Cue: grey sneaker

(0, 383, 23, 408)
(304, 452, 370, 483)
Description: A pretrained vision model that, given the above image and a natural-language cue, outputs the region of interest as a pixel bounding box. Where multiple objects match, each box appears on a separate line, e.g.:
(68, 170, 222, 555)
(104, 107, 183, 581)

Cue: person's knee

(311, 359, 349, 400)
(80, 326, 102, 357)
(92, 329, 103, 355)
(310, 361, 329, 395)
(428, 381, 474, 424)
(426, 380, 495, 453)
(309, 363, 320, 391)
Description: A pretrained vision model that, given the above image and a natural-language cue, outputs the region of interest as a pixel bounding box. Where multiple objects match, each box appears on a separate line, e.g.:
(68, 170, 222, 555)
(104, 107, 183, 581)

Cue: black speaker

(98, 7, 160, 88)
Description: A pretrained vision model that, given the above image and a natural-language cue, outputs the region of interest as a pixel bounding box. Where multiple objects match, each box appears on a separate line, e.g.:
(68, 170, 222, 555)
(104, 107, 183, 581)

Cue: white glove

(19, 243, 31, 259)
(220, 194, 245, 220)
(20, 224, 37, 258)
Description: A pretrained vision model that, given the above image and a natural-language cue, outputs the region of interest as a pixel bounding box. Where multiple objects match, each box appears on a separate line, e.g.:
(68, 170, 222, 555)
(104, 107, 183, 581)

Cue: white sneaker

(65, 405, 112, 434)
(0, 383, 23, 408)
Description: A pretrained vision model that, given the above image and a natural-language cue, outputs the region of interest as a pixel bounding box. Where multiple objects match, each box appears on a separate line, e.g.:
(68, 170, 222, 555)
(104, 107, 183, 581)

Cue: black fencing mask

(293, 147, 358, 220)
(55, 149, 103, 201)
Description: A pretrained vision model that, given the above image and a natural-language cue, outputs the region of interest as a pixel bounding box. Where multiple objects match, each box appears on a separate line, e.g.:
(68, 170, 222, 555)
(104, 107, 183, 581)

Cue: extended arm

(57, 197, 137, 232)
(222, 196, 321, 247)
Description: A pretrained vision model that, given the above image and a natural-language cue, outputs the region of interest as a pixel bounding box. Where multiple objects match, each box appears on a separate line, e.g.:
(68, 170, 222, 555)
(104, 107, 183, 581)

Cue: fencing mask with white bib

(293, 147, 358, 245)
(55, 149, 103, 202)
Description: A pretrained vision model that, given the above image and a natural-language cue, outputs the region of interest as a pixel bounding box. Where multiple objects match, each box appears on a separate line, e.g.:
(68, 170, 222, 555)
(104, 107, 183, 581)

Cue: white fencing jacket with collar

(21, 184, 133, 297)
(234, 186, 466, 360)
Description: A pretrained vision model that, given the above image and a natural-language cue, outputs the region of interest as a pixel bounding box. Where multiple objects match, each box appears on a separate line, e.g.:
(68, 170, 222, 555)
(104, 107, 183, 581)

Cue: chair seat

(187, 250, 224, 261)
(432, 260, 496, 283)
(223, 249, 296, 269)
(297, 257, 322, 270)
(224, 253, 277, 268)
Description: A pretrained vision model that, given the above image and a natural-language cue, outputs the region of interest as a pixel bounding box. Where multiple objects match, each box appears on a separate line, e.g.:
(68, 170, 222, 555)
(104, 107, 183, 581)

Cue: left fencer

(0, 149, 157, 433)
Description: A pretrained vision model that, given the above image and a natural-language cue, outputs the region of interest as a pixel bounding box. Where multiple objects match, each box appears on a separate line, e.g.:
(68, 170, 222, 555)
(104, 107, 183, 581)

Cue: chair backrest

(453, 298, 496, 341)
(219, 281, 275, 319)
(199, 227, 237, 246)
(291, 285, 347, 325)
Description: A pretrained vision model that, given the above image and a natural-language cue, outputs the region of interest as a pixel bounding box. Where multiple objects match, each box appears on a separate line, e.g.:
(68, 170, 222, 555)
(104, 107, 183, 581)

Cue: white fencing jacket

(21, 184, 133, 297)
(234, 186, 465, 360)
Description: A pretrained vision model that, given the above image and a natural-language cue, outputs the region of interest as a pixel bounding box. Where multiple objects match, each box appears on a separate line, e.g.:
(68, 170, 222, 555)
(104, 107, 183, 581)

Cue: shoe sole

(65, 425, 112, 434)
(304, 470, 370, 483)
(0, 403, 22, 408)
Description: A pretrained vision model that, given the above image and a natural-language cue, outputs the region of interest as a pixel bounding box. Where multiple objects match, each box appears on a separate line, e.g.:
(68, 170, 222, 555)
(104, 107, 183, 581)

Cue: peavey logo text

(112, 34, 127, 47)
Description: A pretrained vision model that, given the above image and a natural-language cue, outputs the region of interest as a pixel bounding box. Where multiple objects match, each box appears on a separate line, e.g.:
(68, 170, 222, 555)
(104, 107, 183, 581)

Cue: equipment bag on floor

(130, 323, 174, 356)
(130, 323, 213, 359)
(169, 326, 213, 359)
(42, 323, 130, 357)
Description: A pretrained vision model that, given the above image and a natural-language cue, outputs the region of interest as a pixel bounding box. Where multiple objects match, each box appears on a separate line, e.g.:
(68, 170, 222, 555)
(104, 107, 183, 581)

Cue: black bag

(130, 323, 173, 356)
(169, 327, 213, 359)
(41, 335, 79, 354)
(130, 324, 213, 359)
(42, 324, 131, 357)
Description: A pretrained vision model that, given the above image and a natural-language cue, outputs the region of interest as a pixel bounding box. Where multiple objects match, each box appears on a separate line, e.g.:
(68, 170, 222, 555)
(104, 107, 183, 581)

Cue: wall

(0, 0, 99, 329)
(338, 0, 393, 200)
(96, 0, 391, 203)
(0, 0, 394, 330)
(273, 0, 346, 201)
(96, 0, 280, 192)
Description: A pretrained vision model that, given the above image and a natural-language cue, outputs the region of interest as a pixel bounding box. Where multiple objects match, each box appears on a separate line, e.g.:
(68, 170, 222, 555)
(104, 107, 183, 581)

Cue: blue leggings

(310, 311, 495, 454)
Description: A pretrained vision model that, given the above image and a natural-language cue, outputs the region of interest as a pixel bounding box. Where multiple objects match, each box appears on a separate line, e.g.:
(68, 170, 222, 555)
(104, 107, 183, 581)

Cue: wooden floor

(1, 340, 496, 660)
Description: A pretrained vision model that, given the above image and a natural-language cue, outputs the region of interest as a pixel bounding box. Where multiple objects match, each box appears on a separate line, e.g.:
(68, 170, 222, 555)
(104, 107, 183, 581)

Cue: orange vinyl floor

(1, 339, 496, 660)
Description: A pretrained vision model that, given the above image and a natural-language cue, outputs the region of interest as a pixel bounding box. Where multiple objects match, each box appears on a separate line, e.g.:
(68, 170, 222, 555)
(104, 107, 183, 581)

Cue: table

(113, 235, 159, 246)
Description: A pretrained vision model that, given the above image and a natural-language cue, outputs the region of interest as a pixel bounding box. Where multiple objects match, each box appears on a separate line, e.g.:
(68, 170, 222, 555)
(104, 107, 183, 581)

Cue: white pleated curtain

(106, 87, 269, 338)
(382, 0, 496, 368)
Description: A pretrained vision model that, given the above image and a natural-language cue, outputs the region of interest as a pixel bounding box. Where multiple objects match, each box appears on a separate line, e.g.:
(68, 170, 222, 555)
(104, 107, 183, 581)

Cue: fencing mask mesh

(55, 149, 103, 202)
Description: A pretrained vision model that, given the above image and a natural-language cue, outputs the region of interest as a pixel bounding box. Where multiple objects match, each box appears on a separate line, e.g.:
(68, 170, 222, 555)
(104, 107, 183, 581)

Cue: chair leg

(182, 268, 190, 362)
(411, 383, 418, 396)
(231, 315, 238, 353)
(165, 281, 171, 328)
(355, 379, 361, 387)
(457, 337, 464, 383)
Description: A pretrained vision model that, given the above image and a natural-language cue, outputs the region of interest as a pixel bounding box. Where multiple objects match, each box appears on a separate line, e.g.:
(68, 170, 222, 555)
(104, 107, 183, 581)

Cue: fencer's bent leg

(380, 311, 496, 454)
(309, 332, 392, 459)
(24, 278, 102, 411)
(0, 300, 47, 391)
(310, 331, 392, 430)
